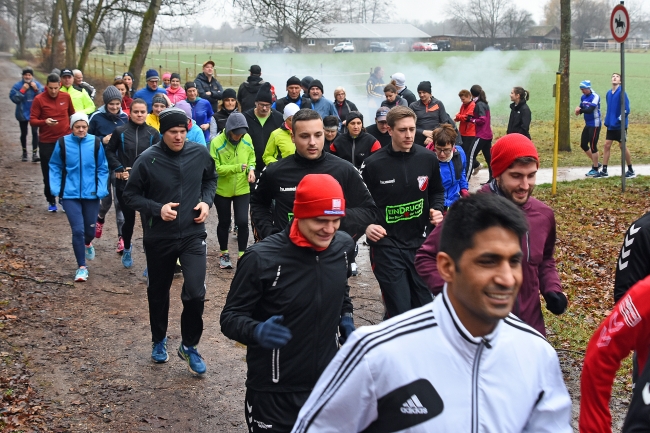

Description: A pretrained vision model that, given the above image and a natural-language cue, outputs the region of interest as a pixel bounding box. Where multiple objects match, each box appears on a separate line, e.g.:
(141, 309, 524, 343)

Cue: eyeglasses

(434, 147, 454, 155)
(335, 93, 345, 97)
(257, 103, 271, 109)
(377, 120, 387, 125)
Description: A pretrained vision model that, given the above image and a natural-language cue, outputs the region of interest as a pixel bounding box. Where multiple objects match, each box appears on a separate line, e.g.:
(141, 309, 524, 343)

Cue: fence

(582, 41, 650, 51)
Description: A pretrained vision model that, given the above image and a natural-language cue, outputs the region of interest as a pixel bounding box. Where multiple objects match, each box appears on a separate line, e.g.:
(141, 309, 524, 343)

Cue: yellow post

(552, 72, 561, 195)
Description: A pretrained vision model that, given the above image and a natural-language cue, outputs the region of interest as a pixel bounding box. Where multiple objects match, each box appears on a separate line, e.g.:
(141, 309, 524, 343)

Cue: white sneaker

(472, 162, 483, 176)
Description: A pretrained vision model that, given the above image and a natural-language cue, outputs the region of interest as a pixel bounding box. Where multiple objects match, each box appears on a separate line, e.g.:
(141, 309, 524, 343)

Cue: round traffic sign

(611, 4, 630, 43)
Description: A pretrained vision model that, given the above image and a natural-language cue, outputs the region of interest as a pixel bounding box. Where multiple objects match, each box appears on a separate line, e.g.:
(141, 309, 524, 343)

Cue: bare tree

(502, 7, 535, 42)
(127, 0, 162, 90)
(558, 0, 571, 152)
(341, 0, 389, 23)
(447, 0, 512, 45)
(572, 0, 608, 47)
(0, 0, 35, 58)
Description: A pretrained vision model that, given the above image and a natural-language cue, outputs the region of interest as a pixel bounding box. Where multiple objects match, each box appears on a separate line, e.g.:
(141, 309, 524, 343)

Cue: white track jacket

(292, 287, 572, 433)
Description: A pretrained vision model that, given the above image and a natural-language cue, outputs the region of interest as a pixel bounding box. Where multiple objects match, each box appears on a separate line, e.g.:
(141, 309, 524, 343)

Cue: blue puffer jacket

(88, 109, 128, 143)
(187, 97, 214, 142)
(10, 80, 44, 121)
(438, 147, 469, 208)
(49, 134, 110, 200)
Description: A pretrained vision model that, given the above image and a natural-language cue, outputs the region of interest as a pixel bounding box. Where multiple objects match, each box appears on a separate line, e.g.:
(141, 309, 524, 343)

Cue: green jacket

(209, 131, 256, 197)
(262, 126, 295, 166)
(61, 85, 95, 115)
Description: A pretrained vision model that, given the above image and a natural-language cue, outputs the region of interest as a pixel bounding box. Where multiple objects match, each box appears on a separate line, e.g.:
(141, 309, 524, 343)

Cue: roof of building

(312, 23, 430, 39)
(526, 26, 559, 38)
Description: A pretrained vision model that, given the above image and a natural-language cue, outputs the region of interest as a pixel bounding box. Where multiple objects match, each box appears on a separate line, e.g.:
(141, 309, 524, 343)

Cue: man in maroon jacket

(30, 73, 75, 212)
(414, 133, 567, 335)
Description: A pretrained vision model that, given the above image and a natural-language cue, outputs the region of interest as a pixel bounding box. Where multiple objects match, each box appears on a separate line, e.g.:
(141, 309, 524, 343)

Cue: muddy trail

(0, 57, 625, 432)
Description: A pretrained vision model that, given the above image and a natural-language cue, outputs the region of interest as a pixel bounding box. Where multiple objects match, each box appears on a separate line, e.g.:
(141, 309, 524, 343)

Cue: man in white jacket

(292, 193, 572, 433)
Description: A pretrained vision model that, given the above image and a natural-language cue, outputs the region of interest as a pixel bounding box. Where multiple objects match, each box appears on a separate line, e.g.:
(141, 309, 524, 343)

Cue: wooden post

(177, 52, 180, 74)
(101, 58, 105, 79)
(194, 54, 197, 78)
(230, 58, 233, 86)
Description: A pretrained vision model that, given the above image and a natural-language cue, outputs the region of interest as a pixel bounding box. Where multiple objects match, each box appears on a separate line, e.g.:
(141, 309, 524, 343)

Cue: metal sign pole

(620, 2, 627, 192)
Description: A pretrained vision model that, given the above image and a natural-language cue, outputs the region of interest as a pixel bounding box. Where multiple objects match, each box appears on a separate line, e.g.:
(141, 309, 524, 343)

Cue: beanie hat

(122, 71, 134, 81)
(152, 94, 169, 107)
(417, 81, 432, 94)
(346, 111, 363, 126)
(287, 76, 302, 87)
(323, 115, 339, 130)
(293, 174, 346, 219)
(159, 107, 188, 134)
(171, 73, 181, 81)
(225, 112, 249, 136)
(255, 82, 273, 103)
(249, 65, 261, 75)
(391, 72, 406, 88)
(301, 76, 314, 89)
(145, 69, 159, 81)
(22, 67, 33, 76)
(490, 133, 539, 179)
(70, 112, 89, 128)
(283, 103, 300, 120)
(184, 81, 197, 91)
(222, 88, 237, 100)
(174, 100, 192, 119)
(102, 85, 122, 105)
(579, 80, 591, 89)
(309, 79, 324, 93)
(162, 72, 171, 80)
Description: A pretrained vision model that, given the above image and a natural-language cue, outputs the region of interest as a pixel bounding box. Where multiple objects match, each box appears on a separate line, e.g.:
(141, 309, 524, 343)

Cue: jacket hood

(225, 112, 249, 134)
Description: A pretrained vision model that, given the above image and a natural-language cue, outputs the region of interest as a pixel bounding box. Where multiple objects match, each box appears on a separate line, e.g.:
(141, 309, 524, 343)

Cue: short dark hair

(440, 194, 528, 267)
(130, 98, 147, 110)
(292, 108, 322, 131)
(510, 156, 538, 169)
(46, 73, 60, 83)
(113, 78, 125, 87)
(458, 89, 471, 98)
(432, 124, 457, 147)
(386, 106, 416, 128)
(323, 115, 339, 129)
(383, 83, 397, 93)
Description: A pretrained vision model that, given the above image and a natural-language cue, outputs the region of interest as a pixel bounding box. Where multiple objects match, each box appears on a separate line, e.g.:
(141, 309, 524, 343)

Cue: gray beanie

(159, 107, 188, 134)
(103, 86, 122, 105)
(225, 112, 248, 136)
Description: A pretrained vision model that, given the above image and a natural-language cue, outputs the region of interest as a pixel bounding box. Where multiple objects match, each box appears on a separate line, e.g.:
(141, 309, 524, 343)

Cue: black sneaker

(32, 153, 40, 162)
(21, 152, 28, 162)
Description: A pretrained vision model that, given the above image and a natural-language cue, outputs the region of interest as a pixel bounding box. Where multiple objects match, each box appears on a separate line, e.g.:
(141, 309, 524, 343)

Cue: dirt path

(0, 57, 627, 432)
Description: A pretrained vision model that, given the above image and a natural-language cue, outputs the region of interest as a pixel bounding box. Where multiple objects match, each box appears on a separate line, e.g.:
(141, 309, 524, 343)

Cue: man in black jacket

(221, 173, 356, 433)
(243, 82, 284, 175)
(409, 81, 451, 146)
(365, 107, 391, 148)
(238, 64, 266, 112)
(122, 107, 217, 375)
(195, 60, 223, 112)
(251, 109, 376, 242)
(361, 106, 445, 318)
(273, 76, 310, 113)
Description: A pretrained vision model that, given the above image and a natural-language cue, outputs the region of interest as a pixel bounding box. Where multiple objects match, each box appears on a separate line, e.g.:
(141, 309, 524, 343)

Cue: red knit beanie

(293, 174, 346, 218)
(491, 133, 539, 178)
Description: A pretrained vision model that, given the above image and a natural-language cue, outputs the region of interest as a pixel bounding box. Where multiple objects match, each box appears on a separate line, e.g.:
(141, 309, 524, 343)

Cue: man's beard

(497, 179, 533, 205)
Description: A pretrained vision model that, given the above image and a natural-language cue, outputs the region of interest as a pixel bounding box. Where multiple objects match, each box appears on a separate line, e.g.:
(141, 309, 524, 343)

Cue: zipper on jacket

(402, 154, 409, 187)
(178, 150, 183, 237)
(351, 138, 356, 168)
(471, 340, 486, 433)
(272, 348, 280, 383)
(314, 255, 322, 383)
(77, 136, 83, 198)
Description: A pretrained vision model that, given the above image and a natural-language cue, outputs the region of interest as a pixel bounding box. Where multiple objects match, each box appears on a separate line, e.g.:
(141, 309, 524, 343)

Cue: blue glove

(253, 315, 292, 349)
(338, 316, 356, 345)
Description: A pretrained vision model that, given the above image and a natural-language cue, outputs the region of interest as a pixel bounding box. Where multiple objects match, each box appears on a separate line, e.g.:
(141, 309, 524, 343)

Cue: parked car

(437, 40, 452, 51)
(369, 42, 393, 52)
(234, 45, 257, 53)
(425, 42, 439, 51)
(333, 42, 355, 53)
(412, 42, 427, 51)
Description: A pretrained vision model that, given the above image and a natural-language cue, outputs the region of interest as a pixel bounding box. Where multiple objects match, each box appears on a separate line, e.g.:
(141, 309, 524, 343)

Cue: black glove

(338, 316, 356, 345)
(544, 292, 567, 315)
(253, 315, 292, 349)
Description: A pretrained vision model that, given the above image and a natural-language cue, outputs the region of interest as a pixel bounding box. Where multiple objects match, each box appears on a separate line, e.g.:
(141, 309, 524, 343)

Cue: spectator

(307, 80, 338, 120)
(454, 89, 476, 173)
(333, 86, 358, 131)
(133, 69, 167, 112)
(166, 73, 186, 105)
(238, 64, 266, 112)
(242, 82, 283, 174)
(162, 72, 171, 89)
(60, 68, 95, 115)
(366, 66, 384, 117)
(380, 83, 407, 109)
(10, 66, 43, 162)
(29, 73, 75, 212)
(209, 88, 239, 139)
(574, 80, 602, 177)
(390, 72, 416, 106)
(300, 76, 313, 97)
(365, 107, 391, 148)
(195, 60, 224, 112)
(409, 80, 449, 146)
(507, 87, 532, 139)
(273, 76, 310, 113)
(263, 103, 300, 166)
(185, 81, 214, 143)
(72, 69, 96, 100)
(323, 115, 339, 151)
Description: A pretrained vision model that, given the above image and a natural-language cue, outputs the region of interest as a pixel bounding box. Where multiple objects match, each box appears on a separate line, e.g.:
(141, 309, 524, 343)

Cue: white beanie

(391, 72, 406, 88)
(70, 112, 89, 128)
(283, 103, 300, 121)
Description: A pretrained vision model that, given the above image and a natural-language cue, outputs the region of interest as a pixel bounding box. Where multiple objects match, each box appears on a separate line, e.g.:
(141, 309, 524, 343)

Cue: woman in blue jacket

(9, 67, 43, 162)
(50, 112, 109, 282)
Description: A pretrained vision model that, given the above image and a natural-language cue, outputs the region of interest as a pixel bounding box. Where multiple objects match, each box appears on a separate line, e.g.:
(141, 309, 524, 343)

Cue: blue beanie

(146, 69, 159, 81)
(579, 80, 591, 89)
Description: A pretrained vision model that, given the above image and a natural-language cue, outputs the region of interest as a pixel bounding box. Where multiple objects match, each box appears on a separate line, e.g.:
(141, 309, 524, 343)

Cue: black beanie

(346, 111, 363, 126)
(286, 76, 301, 87)
(222, 88, 237, 100)
(309, 79, 324, 93)
(417, 81, 432, 94)
(159, 108, 188, 135)
(256, 82, 273, 103)
(184, 81, 197, 91)
(171, 73, 181, 81)
(301, 76, 313, 89)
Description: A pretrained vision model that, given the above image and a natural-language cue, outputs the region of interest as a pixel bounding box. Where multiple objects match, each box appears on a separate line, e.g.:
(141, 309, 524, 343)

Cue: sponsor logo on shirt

(386, 199, 423, 224)
(417, 176, 429, 191)
(280, 186, 296, 192)
(380, 179, 395, 184)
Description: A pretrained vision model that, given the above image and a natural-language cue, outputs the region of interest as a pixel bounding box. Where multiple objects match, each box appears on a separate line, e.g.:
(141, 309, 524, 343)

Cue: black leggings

(467, 138, 493, 181)
(19, 121, 39, 152)
(214, 193, 250, 253)
(115, 187, 137, 250)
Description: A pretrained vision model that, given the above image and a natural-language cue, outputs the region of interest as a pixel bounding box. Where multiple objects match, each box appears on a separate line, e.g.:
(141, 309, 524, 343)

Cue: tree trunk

(77, 0, 105, 70)
(15, 0, 27, 58)
(59, 0, 82, 67)
(118, 12, 130, 55)
(45, 0, 62, 71)
(127, 0, 162, 90)
(558, 0, 571, 152)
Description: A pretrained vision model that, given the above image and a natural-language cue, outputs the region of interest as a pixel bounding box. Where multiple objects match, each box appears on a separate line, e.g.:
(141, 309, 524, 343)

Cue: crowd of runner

(8, 60, 642, 432)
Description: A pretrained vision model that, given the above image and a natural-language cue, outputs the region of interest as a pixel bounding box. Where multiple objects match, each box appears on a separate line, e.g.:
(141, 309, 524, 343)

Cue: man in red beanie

(221, 173, 356, 433)
(415, 133, 567, 335)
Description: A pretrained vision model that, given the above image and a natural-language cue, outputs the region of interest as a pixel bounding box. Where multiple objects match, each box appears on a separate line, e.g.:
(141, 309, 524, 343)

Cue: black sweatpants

(245, 388, 311, 433)
(460, 135, 476, 173)
(115, 187, 137, 250)
(214, 193, 250, 253)
(19, 120, 39, 153)
(370, 245, 433, 320)
(144, 232, 207, 347)
(467, 137, 493, 181)
(38, 142, 56, 204)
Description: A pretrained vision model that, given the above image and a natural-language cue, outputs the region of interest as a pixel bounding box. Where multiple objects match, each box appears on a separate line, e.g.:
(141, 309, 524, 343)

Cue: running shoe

(220, 253, 233, 269)
(472, 162, 483, 176)
(626, 169, 636, 179)
(21, 151, 27, 162)
(177, 344, 206, 375)
(74, 267, 89, 282)
(151, 337, 169, 363)
(95, 220, 104, 238)
(48, 203, 57, 212)
(585, 168, 599, 177)
(121, 248, 133, 268)
(32, 153, 40, 163)
(174, 259, 182, 277)
(594, 171, 608, 178)
(116, 236, 125, 254)
(351, 262, 358, 277)
(233, 225, 238, 238)
(85, 244, 95, 261)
